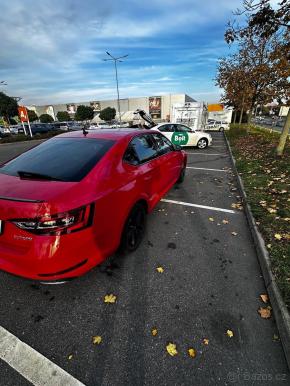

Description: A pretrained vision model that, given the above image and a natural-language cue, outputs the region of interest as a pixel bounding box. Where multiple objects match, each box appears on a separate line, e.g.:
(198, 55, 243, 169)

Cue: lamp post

(103, 52, 128, 127)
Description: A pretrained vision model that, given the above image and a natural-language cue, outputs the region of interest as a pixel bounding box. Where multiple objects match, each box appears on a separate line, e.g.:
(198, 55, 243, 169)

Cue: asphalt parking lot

(0, 133, 289, 385)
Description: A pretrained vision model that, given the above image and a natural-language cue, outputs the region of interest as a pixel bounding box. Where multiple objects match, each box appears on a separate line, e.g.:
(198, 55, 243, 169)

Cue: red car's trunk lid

(0, 173, 76, 219)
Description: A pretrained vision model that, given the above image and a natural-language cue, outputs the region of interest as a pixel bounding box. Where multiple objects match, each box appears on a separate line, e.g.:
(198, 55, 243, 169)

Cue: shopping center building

(27, 94, 196, 123)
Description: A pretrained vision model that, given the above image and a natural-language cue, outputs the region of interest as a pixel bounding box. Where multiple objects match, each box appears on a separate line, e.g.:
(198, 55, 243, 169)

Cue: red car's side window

(124, 135, 158, 165)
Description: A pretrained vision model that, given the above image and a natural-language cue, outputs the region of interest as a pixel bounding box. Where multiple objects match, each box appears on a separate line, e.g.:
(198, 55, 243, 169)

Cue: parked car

(0, 126, 12, 138)
(30, 123, 53, 134)
(50, 122, 69, 131)
(0, 129, 186, 282)
(152, 123, 212, 149)
(205, 120, 229, 132)
(9, 125, 26, 135)
(67, 121, 85, 131)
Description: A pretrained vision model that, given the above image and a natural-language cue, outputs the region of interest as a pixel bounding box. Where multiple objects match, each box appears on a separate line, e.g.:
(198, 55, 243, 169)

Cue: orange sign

(18, 106, 28, 122)
(208, 104, 224, 112)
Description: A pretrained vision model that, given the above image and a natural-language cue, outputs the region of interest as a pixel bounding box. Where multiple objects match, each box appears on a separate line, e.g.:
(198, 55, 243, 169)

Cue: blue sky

(0, 0, 243, 105)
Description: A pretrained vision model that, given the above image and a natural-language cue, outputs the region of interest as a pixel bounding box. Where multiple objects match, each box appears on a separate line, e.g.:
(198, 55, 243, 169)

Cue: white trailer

(171, 102, 207, 131)
(208, 108, 233, 123)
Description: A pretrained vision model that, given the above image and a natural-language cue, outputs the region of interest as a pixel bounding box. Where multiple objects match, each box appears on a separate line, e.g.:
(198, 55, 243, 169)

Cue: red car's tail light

(11, 204, 94, 235)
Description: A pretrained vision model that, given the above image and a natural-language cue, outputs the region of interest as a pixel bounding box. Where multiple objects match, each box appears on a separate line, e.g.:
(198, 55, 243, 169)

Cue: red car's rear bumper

(0, 222, 104, 281)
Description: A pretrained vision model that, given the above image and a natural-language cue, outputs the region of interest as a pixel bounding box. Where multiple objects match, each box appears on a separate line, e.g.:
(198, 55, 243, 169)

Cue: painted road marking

(186, 166, 228, 172)
(0, 326, 85, 386)
(161, 199, 236, 214)
(186, 152, 228, 156)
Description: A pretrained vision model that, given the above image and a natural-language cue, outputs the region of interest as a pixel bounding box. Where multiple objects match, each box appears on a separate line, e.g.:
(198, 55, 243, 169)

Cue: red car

(0, 129, 186, 282)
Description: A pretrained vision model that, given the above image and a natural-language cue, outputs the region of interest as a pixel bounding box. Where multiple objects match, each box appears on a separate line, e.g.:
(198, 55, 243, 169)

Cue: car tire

(119, 202, 147, 253)
(177, 166, 186, 183)
(219, 127, 224, 132)
(197, 138, 208, 149)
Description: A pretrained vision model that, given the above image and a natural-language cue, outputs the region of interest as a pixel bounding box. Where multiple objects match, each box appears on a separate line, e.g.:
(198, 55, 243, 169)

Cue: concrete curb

(224, 133, 290, 370)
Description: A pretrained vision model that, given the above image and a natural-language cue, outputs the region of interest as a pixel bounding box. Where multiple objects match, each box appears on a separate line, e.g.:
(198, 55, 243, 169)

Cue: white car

(206, 120, 229, 132)
(152, 123, 212, 149)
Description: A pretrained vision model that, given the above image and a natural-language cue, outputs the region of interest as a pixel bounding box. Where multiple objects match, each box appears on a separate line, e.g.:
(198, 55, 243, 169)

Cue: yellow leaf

(231, 232, 238, 236)
(166, 342, 178, 356)
(267, 244, 272, 249)
(156, 266, 164, 273)
(188, 348, 196, 358)
(209, 217, 214, 222)
(203, 338, 209, 345)
(92, 336, 102, 345)
(68, 354, 73, 360)
(104, 294, 117, 303)
(258, 307, 271, 319)
(260, 294, 268, 303)
(227, 329, 234, 338)
(274, 234, 282, 240)
(222, 219, 229, 224)
(151, 328, 158, 336)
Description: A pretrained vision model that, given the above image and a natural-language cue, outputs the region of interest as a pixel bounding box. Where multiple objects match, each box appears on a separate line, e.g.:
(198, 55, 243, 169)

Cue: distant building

(27, 94, 196, 123)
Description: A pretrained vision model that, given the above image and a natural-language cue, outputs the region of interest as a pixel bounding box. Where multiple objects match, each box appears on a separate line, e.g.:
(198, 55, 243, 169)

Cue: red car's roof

(56, 129, 156, 141)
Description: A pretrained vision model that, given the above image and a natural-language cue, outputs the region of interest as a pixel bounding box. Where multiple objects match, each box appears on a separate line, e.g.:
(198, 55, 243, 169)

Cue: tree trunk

(233, 110, 237, 123)
(276, 110, 290, 157)
(239, 107, 244, 124)
(247, 110, 252, 124)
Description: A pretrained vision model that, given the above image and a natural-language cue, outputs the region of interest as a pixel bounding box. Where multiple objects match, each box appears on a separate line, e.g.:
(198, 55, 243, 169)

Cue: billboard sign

(149, 96, 161, 119)
(208, 104, 224, 112)
(45, 105, 55, 120)
(18, 106, 28, 122)
(67, 104, 76, 114)
(90, 101, 101, 112)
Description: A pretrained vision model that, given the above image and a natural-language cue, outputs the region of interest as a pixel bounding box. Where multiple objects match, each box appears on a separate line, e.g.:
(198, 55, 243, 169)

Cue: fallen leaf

(188, 348, 196, 358)
(222, 219, 229, 224)
(227, 329, 234, 338)
(209, 217, 214, 222)
(151, 328, 158, 336)
(68, 354, 73, 360)
(203, 338, 209, 345)
(104, 294, 117, 303)
(267, 244, 272, 249)
(274, 234, 282, 240)
(258, 306, 271, 319)
(260, 294, 268, 303)
(92, 336, 102, 345)
(267, 208, 277, 214)
(156, 266, 164, 273)
(166, 342, 178, 356)
(231, 232, 238, 236)
(273, 334, 279, 341)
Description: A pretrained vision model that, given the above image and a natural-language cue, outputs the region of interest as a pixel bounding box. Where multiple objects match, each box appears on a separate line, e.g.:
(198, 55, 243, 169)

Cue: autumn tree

(224, 0, 290, 155)
(39, 113, 54, 123)
(27, 109, 38, 122)
(56, 111, 70, 122)
(74, 105, 94, 121)
(0, 92, 18, 124)
(99, 107, 116, 122)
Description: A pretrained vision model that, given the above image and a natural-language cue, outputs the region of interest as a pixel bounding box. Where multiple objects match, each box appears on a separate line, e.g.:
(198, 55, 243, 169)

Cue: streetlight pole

(103, 52, 128, 127)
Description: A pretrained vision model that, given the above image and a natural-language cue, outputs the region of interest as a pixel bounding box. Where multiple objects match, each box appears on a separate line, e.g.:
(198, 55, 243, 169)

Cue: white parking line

(186, 166, 228, 172)
(161, 199, 236, 214)
(186, 152, 228, 156)
(0, 326, 85, 386)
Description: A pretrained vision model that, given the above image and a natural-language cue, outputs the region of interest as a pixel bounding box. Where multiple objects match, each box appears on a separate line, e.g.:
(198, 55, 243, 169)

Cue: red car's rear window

(0, 137, 115, 182)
